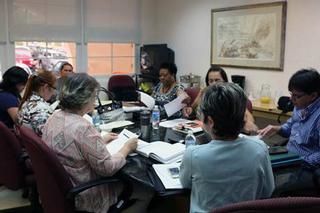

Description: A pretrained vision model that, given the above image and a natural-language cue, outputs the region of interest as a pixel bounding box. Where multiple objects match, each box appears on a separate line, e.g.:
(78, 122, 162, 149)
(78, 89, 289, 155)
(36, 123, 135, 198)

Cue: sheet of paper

(159, 118, 190, 128)
(164, 95, 187, 117)
(152, 163, 183, 189)
(105, 129, 148, 155)
(122, 106, 147, 112)
(139, 91, 155, 109)
(100, 120, 134, 131)
(49, 100, 60, 113)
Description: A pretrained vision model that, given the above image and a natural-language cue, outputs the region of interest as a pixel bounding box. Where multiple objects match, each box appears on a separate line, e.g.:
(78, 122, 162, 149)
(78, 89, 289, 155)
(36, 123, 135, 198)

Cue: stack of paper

(100, 120, 134, 131)
(152, 163, 183, 189)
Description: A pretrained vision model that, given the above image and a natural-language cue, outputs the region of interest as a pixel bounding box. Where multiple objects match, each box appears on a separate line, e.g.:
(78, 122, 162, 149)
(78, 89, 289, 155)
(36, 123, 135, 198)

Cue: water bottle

(92, 110, 101, 131)
(152, 105, 160, 129)
(185, 130, 196, 148)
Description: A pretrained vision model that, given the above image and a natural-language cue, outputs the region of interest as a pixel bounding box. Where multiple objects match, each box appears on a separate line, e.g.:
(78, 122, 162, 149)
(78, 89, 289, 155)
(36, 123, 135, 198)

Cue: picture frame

(211, 2, 287, 70)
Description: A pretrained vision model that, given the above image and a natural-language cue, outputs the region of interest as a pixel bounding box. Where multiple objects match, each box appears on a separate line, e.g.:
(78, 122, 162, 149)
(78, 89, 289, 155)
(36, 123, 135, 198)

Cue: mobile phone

(269, 146, 288, 155)
(168, 167, 180, 178)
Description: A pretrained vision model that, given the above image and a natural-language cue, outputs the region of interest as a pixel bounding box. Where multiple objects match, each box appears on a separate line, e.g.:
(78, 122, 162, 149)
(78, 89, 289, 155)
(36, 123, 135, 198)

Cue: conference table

(109, 118, 302, 196)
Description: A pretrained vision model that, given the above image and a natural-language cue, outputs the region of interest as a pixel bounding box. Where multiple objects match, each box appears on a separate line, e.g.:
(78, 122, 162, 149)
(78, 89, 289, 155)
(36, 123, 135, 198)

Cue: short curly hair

(59, 73, 99, 111)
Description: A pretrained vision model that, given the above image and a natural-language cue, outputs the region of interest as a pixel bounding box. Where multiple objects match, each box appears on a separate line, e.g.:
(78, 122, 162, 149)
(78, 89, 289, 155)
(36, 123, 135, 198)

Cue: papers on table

(99, 120, 134, 131)
(164, 95, 187, 117)
(160, 118, 203, 133)
(159, 119, 191, 128)
(123, 106, 147, 112)
(152, 163, 183, 189)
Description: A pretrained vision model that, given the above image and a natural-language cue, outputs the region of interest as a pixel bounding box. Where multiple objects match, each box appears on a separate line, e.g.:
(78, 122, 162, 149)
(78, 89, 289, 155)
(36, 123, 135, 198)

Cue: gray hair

(200, 82, 247, 138)
(59, 73, 99, 111)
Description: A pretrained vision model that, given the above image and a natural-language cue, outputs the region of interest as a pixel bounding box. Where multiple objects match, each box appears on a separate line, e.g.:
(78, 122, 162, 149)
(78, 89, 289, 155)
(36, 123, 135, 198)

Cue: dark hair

(60, 62, 73, 72)
(19, 69, 56, 109)
(200, 83, 247, 138)
(0, 66, 29, 97)
(159, 62, 177, 80)
(288, 68, 320, 95)
(205, 65, 228, 86)
(59, 73, 99, 111)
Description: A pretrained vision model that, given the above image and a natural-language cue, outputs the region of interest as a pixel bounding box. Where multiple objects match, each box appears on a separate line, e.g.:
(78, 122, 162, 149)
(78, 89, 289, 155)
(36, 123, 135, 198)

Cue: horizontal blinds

(8, 0, 81, 42)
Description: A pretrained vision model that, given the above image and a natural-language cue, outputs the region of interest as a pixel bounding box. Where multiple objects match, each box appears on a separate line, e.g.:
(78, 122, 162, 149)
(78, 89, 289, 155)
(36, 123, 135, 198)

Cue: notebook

(105, 129, 185, 163)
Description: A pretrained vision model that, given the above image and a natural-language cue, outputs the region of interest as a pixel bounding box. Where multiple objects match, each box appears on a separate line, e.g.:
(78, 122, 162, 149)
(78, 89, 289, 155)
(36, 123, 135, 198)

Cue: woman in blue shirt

(0, 66, 29, 128)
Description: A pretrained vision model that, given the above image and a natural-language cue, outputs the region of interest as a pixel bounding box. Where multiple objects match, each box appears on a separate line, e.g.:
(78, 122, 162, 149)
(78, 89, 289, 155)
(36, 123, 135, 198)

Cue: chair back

(19, 126, 74, 213)
(246, 99, 253, 113)
(0, 121, 26, 190)
(108, 75, 138, 101)
(185, 87, 200, 106)
(212, 197, 320, 213)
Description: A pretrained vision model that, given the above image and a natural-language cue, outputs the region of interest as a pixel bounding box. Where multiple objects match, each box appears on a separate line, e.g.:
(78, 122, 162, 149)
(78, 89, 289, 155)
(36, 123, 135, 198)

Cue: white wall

(141, 0, 320, 98)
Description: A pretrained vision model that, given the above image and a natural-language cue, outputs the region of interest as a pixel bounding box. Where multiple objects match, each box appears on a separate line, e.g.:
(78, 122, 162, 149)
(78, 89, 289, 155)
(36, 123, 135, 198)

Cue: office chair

(18, 126, 135, 213)
(0, 122, 38, 209)
(108, 75, 138, 101)
(185, 87, 200, 106)
(212, 197, 320, 213)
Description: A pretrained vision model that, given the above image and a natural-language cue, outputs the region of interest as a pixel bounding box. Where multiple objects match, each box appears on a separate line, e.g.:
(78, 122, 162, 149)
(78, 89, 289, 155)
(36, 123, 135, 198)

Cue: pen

(123, 133, 130, 139)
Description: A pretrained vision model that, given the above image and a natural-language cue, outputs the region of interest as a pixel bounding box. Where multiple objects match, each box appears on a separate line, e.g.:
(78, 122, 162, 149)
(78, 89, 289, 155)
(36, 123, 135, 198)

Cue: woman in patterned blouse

(152, 62, 190, 119)
(42, 73, 144, 213)
(18, 69, 56, 136)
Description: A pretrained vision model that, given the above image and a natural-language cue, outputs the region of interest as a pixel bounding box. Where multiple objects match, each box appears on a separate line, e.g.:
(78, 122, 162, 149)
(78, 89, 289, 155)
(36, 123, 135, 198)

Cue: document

(159, 118, 191, 128)
(49, 100, 60, 113)
(152, 163, 183, 189)
(139, 91, 155, 110)
(105, 129, 148, 155)
(164, 95, 187, 117)
(99, 120, 134, 131)
(160, 119, 203, 133)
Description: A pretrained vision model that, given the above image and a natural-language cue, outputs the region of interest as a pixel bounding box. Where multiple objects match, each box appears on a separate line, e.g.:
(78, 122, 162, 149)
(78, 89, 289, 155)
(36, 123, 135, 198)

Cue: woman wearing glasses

(183, 65, 258, 135)
(18, 69, 56, 136)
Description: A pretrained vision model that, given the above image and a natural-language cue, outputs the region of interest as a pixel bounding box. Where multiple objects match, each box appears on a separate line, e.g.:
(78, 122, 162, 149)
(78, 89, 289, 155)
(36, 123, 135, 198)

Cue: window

(88, 43, 135, 76)
(14, 41, 76, 73)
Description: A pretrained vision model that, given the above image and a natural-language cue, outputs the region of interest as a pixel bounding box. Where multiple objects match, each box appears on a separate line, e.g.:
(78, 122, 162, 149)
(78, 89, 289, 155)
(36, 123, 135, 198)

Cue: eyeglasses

(290, 92, 306, 99)
(49, 85, 57, 90)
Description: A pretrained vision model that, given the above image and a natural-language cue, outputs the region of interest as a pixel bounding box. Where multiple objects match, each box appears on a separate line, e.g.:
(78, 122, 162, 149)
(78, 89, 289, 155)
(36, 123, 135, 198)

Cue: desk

(252, 100, 291, 122)
(117, 124, 302, 196)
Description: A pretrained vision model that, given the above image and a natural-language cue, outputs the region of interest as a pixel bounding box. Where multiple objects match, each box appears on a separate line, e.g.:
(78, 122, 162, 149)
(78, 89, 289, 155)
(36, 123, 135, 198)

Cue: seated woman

(0, 66, 29, 128)
(42, 73, 151, 213)
(183, 65, 258, 134)
(180, 83, 274, 212)
(18, 69, 56, 136)
(152, 62, 189, 119)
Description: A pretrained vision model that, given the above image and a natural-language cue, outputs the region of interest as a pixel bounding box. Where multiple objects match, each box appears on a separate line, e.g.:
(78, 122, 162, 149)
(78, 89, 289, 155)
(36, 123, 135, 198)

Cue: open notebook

(105, 129, 185, 164)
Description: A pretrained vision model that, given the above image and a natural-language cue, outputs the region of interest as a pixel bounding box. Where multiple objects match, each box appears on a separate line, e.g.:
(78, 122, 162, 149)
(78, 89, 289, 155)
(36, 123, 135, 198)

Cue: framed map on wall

(211, 2, 287, 70)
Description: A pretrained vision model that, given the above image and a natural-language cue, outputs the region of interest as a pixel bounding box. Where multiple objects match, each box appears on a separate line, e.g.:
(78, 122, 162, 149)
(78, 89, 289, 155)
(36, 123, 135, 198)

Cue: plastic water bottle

(152, 105, 160, 129)
(92, 110, 101, 131)
(185, 130, 197, 148)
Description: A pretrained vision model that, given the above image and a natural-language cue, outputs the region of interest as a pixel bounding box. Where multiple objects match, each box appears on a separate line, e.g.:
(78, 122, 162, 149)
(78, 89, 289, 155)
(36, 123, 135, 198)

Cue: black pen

(123, 133, 130, 138)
